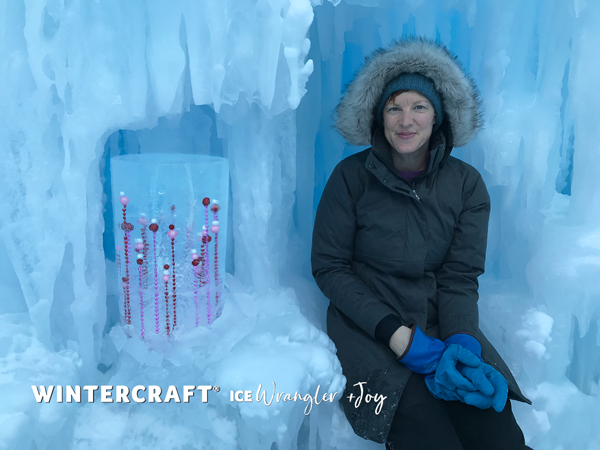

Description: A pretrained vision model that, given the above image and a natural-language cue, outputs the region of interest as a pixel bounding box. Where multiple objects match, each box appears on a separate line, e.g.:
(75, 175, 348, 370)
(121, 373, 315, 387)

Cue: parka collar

(367, 127, 448, 184)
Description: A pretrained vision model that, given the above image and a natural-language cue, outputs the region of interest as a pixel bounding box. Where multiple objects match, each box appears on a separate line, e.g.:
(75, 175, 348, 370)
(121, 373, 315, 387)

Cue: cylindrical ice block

(111, 154, 228, 338)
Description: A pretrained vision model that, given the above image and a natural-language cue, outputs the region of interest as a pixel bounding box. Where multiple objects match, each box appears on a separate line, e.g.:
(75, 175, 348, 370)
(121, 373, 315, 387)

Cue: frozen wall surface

(1, 0, 599, 449)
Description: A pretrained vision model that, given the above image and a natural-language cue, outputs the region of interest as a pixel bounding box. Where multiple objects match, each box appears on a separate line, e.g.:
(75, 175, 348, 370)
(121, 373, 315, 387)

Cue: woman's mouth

(397, 132, 415, 139)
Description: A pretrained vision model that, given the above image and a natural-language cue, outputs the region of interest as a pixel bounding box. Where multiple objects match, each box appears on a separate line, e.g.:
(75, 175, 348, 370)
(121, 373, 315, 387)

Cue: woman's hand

(389, 325, 413, 357)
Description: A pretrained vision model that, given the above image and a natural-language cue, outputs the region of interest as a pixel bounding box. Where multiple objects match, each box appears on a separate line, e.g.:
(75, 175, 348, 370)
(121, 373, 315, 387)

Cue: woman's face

(382, 90, 436, 157)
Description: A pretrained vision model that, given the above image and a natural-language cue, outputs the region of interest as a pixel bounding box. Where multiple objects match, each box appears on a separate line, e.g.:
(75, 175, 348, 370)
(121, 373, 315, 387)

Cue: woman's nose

(400, 111, 413, 126)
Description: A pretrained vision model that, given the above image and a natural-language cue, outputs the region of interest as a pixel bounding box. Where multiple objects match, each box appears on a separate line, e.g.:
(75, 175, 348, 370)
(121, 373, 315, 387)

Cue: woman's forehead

(388, 90, 431, 104)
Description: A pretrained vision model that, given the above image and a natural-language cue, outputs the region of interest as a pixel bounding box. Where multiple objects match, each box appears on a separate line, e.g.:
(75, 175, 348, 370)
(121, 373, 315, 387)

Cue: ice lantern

(111, 154, 229, 338)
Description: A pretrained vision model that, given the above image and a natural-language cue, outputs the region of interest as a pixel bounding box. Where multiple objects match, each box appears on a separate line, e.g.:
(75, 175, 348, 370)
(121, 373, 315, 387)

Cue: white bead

(163, 270, 169, 275)
(202, 225, 207, 230)
(191, 249, 197, 253)
(136, 238, 142, 243)
(151, 218, 157, 223)
(120, 191, 125, 196)
(212, 199, 219, 204)
(137, 253, 143, 259)
(212, 221, 219, 225)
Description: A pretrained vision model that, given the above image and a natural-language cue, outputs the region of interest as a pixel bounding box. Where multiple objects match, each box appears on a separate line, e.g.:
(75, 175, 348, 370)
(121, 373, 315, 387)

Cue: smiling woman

(311, 37, 532, 450)
(382, 90, 437, 172)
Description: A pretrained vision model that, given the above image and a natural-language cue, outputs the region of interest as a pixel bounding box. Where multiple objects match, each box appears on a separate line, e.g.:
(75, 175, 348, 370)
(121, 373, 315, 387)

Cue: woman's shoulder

(442, 155, 489, 200)
(323, 149, 372, 201)
(335, 148, 371, 172)
(443, 155, 486, 183)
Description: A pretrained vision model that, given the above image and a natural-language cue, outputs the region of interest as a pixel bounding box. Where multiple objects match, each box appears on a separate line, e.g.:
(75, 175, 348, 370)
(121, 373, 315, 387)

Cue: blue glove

(424, 344, 481, 401)
(444, 334, 494, 394)
(424, 373, 469, 401)
(397, 326, 446, 375)
(459, 363, 508, 412)
(444, 334, 508, 412)
(444, 333, 482, 358)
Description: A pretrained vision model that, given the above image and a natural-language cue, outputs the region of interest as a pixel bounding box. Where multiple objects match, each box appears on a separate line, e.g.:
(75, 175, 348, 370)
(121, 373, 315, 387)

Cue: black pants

(386, 373, 532, 450)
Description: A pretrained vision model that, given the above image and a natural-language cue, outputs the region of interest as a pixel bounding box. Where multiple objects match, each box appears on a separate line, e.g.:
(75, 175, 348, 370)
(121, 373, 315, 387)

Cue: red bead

(169, 224, 175, 230)
(137, 259, 143, 265)
(202, 198, 210, 206)
(202, 236, 212, 243)
(149, 223, 159, 232)
(164, 264, 170, 270)
(122, 277, 128, 282)
(210, 204, 220, 212)
(121, 222, 134, 231)
(192, 260, 199, 266)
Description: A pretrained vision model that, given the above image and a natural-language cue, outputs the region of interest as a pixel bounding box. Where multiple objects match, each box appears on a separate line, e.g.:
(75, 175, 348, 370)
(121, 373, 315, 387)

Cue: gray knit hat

(375, 73, 443, 133)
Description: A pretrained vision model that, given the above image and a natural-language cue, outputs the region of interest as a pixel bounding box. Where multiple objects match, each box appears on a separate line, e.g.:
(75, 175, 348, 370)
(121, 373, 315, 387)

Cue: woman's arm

(436, 170, 491, 341)
(311, 162, 401, 340)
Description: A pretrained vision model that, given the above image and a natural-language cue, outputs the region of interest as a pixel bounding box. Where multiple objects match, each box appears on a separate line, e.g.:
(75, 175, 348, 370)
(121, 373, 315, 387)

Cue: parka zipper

(412, 189, 420, 201)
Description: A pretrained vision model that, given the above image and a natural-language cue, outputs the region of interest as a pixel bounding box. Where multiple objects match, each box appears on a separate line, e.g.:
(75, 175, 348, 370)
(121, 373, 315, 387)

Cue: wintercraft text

(31, 385, 215, 403)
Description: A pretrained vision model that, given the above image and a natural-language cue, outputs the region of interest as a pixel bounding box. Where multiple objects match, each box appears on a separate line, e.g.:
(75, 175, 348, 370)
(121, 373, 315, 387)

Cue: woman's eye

(415, 105, 425, 110)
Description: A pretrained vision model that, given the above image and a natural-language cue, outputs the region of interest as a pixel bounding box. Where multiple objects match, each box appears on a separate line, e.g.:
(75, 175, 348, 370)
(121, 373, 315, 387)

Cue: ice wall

(1, 0, 600, 449)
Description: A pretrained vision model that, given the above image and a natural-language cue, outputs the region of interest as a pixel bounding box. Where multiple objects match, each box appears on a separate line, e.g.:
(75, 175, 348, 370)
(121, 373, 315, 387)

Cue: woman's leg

(386, 373, 464, 450)
(444, 397, 529, 450)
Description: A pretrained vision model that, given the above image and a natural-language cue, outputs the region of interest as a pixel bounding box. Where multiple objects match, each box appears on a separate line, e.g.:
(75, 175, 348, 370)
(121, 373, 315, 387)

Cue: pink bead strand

(139, 216, 149, 289)
(205, 236, 211, 325)
(120, 193, 132, 325)
(202, 198, 211, 324)
(211, 200, 221, 307)
(124, 230, 133, 324)
(199, 231, 206, 286)
(150, 220, 160, 334)
(168, 224, 178, 330)
(138, 262, 145, 339)
(163, 264, 171, 336)
(193, 256, 200, 327)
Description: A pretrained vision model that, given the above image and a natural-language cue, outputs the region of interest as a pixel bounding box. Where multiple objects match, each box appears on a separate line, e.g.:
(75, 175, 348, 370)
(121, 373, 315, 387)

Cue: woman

(311, 38, 532, 449)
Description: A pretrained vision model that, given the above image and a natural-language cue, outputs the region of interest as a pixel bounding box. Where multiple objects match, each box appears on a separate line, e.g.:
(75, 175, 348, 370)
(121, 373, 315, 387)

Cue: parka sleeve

(311, 162, 400, 339)
(436, 170, 491, 341)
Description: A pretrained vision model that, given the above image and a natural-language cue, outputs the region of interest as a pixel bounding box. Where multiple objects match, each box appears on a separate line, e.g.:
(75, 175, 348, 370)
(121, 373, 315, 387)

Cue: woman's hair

(384, 89, 411, 106)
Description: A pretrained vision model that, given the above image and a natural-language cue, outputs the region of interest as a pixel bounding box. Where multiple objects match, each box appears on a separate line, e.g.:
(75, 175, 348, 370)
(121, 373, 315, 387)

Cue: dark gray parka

(311, 38, 531, 443)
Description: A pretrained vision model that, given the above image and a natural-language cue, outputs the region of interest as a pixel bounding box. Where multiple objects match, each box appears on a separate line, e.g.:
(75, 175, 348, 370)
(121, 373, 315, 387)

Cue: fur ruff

(334, 37, 483, 147)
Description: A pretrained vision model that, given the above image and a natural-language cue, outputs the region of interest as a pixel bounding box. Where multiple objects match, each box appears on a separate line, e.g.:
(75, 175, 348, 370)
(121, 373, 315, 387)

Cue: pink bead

(115, 245, 122, 252)
(162, 275, 170, 282)
(191, 253, 199, 260)
(122, 282, 128, 288)
(138, 216, 149, 225)
(194, 266, 202, 274)
(120, 196, 129, 206)
(202, 230, 208, 236)
(210, 225, 220, 233)
(134, 243, 144, 251)
(168, 230, 178, 239)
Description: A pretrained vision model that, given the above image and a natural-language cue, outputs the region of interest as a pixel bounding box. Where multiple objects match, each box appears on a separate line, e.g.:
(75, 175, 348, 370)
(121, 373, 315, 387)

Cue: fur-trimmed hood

(334, 37, 483, 148)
